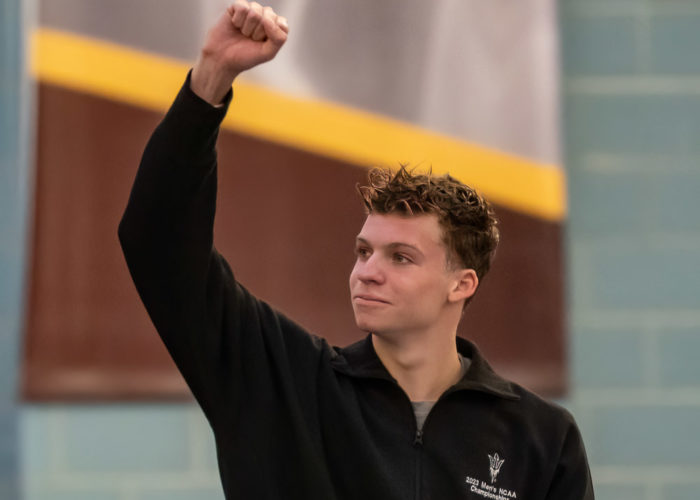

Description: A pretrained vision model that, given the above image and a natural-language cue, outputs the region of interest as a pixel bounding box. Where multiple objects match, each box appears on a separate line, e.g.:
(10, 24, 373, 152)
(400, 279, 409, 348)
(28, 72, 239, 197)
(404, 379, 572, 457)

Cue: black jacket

(119, 74, 594, 500)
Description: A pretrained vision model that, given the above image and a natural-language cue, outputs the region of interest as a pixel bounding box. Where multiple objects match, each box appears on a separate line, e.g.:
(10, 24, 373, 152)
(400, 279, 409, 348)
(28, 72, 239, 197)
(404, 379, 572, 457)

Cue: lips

(353, 294, 390, 304)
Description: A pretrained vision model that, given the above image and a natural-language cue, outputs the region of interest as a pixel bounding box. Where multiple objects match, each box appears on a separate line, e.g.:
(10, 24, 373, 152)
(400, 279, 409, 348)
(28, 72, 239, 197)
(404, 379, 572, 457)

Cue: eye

(355, 246, 371, 259)
(392, 253, 412, 264)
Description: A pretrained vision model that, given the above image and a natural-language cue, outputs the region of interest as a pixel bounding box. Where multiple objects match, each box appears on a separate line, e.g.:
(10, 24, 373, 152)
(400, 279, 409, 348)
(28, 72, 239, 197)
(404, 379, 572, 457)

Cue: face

(349, 213, 464, 337)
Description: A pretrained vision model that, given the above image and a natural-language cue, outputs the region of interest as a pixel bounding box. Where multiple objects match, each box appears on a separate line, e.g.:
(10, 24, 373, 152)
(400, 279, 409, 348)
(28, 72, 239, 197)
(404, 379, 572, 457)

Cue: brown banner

(22, 83, 564, 401)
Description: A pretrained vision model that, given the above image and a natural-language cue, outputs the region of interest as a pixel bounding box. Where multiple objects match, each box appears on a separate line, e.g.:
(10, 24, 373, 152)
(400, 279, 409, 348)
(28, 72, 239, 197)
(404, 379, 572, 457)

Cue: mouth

(353, 294, 390, 305)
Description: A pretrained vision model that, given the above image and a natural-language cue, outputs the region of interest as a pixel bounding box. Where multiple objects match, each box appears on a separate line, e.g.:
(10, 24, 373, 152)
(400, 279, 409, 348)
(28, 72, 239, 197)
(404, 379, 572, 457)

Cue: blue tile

(566, 243, 594, 310)
(588, 245, 700, 309)
(0, 0, 26, 491)
(650, 15, 700, 74)
(568, 168, 700, 236)
(562, 15, 639, 75)
(663, 483, 700, 500)
(567, 170, 655, 236)
(560, 0, 641, 8)
(593, 483, 646, 500)
(658, 329, 700, 387)
(650, 173, 700, 233)
(24, 488, 122, 500)
(138, 488, 224, 500)
(589, 406, 700, 465)
(20, 408, 51, 474)
(193, 413, 219, 472)
(63, 405, 191, 472)
(566, 94, 700, 156)
(0, 410, 17, 472)
(0, 336, 19, 404)
(572, 329, 646, 388)
(0, 475, 19, 500)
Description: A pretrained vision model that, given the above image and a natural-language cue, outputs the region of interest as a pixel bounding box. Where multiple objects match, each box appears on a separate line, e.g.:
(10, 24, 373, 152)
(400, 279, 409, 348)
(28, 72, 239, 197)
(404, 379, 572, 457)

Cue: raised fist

(191, 1, 288, 105)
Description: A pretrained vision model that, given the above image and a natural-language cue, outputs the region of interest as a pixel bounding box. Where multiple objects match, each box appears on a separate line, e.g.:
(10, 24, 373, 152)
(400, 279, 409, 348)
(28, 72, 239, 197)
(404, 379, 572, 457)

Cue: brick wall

(562, 1, 700, 499)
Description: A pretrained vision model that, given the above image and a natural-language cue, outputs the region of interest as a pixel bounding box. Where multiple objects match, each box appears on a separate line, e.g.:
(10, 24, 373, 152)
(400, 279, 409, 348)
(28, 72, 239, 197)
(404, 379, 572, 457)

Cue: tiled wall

(15, 1, 700, 499)
(562, 1, 700, 499)
(1, 0, 29, 498)
(21, 406, 223, 500)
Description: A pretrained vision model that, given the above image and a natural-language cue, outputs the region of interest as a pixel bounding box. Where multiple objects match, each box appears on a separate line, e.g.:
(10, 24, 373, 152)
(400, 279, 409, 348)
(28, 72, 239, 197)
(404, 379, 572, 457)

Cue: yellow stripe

(31, 28, 566, 220)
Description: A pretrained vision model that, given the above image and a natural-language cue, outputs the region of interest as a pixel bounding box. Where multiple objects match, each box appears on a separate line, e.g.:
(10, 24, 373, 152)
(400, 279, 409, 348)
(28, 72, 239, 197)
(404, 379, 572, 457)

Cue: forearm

(119, 72, 230, 244)
(118, 71, 234, 340)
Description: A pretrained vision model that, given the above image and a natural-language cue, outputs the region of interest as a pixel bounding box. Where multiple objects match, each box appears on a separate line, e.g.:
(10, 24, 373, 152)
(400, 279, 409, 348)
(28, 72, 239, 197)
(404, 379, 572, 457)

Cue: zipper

(393, 384, 423, 500)
(392, 380, 455, 500)
(411, 391, 457, 500)
(414, 438, 422, 500)
(414, 425, 423, 500)
(413, 429, 423, 446)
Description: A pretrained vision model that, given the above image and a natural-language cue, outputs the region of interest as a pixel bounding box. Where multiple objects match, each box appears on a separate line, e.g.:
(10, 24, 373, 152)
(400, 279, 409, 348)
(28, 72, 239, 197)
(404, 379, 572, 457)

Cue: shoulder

(510, 383, 581, 435)
(458, 337, 583, 443)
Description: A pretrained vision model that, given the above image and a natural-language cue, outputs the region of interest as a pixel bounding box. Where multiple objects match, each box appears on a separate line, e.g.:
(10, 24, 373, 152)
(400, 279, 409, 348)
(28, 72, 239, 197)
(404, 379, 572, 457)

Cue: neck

(372, 328, 462, 402)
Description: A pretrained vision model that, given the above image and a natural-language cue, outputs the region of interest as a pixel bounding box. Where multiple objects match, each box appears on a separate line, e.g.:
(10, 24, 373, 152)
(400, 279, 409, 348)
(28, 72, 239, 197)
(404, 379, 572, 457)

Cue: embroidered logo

(465, 452, 516, 498)
(488, 452, 505, 483)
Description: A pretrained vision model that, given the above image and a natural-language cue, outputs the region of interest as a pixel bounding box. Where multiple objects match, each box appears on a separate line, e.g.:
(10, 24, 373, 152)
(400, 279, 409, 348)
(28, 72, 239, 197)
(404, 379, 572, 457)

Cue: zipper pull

(413, 429, 423, 446)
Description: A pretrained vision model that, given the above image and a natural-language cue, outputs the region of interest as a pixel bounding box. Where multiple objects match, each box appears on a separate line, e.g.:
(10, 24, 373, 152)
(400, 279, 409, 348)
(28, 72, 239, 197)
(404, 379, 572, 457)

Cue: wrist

(190, 53, 240, 106)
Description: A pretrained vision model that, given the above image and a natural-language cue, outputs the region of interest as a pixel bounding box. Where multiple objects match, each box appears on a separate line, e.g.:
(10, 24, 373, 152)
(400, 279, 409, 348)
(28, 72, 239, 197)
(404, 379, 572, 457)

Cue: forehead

(357, 213, 444, 248)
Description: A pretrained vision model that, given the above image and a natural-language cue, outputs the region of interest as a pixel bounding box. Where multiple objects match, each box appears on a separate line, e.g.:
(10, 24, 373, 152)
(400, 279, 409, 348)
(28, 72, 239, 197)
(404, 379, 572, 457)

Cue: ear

(447, 269, 479, 304)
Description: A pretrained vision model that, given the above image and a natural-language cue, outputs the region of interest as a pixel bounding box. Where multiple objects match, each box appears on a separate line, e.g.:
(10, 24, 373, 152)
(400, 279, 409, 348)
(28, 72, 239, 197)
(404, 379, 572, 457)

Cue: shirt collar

(330, 334, 520, 401)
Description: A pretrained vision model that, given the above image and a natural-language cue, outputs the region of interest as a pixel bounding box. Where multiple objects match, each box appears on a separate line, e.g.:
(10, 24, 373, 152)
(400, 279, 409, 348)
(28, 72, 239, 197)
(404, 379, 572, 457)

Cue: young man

(119, 2, 594, 499)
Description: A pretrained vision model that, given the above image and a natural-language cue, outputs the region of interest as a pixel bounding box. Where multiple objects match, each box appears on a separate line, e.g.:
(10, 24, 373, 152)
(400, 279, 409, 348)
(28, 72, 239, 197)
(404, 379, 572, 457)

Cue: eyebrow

(355, 237, 424, 256)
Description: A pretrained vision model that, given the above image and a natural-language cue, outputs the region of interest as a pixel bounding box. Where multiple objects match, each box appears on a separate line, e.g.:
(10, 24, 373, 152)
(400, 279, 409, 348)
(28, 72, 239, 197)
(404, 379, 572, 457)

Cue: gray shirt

(411, 354, 471, 430)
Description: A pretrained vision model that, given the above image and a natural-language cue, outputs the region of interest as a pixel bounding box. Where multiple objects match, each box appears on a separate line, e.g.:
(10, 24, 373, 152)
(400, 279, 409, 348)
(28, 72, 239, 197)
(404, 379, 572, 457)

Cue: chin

(353, 317, 373, 333)
(353, 312, 381, 334)
(354, 320, 396, 338)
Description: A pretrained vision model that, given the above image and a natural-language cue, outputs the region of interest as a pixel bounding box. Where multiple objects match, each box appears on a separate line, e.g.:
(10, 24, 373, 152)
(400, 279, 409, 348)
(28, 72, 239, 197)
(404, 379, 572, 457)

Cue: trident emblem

(488, 453, 505, 483)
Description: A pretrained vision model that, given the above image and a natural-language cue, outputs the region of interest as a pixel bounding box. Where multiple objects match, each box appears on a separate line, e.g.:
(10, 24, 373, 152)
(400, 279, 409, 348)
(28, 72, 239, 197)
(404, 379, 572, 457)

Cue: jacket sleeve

(118, 72, 326, 427)
(545, 416, 595, 500)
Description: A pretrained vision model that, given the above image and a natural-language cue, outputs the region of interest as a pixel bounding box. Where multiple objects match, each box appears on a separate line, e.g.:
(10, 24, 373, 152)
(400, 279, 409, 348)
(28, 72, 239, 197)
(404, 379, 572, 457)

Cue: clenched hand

(191, 1, 288, 105)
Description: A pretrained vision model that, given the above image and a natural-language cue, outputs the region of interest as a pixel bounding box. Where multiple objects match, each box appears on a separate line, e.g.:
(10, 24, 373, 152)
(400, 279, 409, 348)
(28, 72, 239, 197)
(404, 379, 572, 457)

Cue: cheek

(408, 276, 449, 305)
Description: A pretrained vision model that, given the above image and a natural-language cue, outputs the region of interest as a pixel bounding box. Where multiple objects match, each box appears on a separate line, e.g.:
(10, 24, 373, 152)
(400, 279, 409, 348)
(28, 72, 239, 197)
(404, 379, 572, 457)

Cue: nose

(352, 254, 385, 285)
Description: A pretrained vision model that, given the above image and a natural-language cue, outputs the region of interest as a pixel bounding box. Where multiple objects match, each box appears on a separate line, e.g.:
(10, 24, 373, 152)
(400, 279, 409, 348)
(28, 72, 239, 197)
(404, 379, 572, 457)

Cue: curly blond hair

(357, 166, 499, 280)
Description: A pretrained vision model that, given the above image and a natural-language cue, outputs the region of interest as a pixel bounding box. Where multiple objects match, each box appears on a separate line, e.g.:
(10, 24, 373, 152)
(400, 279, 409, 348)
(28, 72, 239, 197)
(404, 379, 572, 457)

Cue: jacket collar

(330, 334, 520, 401)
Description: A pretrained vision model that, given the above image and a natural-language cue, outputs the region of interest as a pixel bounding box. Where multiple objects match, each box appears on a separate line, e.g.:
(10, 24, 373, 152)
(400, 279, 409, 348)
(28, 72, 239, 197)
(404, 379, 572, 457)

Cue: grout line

(571, 234, 700, 252)
(594, 466, 700, 482)
(576, 388, 700, 406)
(571, 308, 700, 330)
(567, 76, 700, 94)
(561, 1, 648, 18)
(43, 470, 222, 490)
(581, 152, 700, 174)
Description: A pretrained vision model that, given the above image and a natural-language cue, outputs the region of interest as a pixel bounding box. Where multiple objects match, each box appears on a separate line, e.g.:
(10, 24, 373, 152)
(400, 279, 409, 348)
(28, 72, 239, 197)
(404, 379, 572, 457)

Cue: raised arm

(117, 2, 289, 419)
